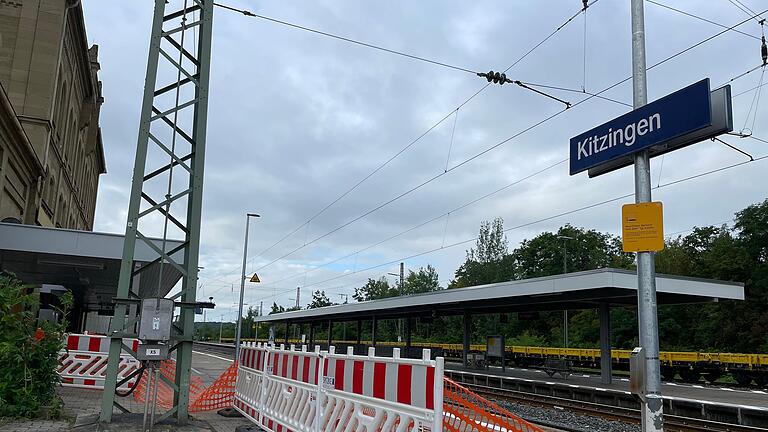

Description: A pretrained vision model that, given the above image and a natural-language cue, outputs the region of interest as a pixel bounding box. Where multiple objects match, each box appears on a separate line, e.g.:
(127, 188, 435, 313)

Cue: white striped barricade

(57, 333, 141, 390)
(235, 342, 323, 432)
(320, 346, 444, 432)
(234, 342, 445, 432)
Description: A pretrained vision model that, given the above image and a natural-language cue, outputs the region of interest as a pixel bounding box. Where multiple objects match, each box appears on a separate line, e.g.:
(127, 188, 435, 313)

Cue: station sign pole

(630, 0, 664, 430)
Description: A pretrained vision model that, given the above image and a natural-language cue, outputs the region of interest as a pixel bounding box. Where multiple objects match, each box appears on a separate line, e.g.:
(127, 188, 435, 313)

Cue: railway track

(464, 382, 765, 432)
(193, 341, 235, 356)
(198, 342, 767, 431)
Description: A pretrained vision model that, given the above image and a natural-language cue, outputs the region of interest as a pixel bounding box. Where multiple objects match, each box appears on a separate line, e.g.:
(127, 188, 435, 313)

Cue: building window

(45, 174, 56, 211)
(55, 78, 68, 135)
(67, 110, 77, 164)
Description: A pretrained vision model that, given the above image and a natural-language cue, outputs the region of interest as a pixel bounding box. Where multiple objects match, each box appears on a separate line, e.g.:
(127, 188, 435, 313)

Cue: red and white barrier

(234, 342, 444, 432)
(58, 333, 141, 390)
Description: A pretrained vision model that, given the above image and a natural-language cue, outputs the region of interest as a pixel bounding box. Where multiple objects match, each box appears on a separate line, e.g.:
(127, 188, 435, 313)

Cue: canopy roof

(257, 268, 744, 324)
(0, 222, 184, 311)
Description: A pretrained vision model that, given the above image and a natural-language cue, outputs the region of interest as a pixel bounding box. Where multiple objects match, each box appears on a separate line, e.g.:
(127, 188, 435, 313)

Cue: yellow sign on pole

(250, 273, 261, 283)
(622, 202, 664, 252)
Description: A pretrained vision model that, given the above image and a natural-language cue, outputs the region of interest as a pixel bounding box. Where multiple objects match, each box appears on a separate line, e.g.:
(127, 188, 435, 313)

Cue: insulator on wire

(478, 70, 508, 85)
(582, 0, 588, 10)
(762, 35, 767, 66)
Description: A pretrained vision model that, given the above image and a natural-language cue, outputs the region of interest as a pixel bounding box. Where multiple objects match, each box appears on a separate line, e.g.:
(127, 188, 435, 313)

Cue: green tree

(238, 305, 259, 339)
(512, 224, 633, 279)
(353, 277, 396, 301)
(450, 218, 515, 288)
(401, 265, 441, 295)
(308, 290, 333, 308)
(269, 302, 285, 314)
(734, 199, 768, 264)
(469, 217, 508, 263)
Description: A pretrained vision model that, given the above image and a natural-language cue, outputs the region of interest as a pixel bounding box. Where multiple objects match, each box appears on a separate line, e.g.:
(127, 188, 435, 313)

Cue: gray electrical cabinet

(138, 298, 174, 342)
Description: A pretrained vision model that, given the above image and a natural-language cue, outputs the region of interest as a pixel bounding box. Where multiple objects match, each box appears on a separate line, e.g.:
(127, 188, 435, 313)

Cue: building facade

(0, 0, 105, 230)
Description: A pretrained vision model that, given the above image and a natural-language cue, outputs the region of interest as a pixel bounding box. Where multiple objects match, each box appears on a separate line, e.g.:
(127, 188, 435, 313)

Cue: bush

(0, 274, 72, 418)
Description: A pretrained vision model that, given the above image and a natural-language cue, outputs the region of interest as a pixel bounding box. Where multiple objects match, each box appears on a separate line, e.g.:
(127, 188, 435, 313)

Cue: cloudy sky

(83, 1, 768, 321)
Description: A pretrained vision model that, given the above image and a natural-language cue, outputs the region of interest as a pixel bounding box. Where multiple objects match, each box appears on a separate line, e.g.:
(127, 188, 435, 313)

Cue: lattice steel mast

(99, 0, 213, 423)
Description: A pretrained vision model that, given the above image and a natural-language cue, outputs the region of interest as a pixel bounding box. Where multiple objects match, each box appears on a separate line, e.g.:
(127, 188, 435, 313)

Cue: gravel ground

(497, 400, 640, 432)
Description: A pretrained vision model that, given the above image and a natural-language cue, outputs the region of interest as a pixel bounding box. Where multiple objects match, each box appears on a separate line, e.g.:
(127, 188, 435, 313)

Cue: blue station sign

(570, 79, 712, 175)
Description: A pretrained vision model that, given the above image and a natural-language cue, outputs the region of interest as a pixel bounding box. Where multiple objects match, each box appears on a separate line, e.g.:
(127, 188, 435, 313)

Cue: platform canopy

(0, 222, 184, 313)
(256, 268, 744, 324)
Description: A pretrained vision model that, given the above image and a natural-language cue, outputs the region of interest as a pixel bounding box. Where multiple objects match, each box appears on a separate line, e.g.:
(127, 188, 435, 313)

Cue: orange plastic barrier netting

(443, 378, 545, 432)
(132, 359, 236, 413)
(189, 361, 238, 412)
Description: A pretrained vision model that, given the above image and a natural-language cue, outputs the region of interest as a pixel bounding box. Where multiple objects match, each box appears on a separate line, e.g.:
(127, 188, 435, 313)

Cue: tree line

(240, 198, 768, 354)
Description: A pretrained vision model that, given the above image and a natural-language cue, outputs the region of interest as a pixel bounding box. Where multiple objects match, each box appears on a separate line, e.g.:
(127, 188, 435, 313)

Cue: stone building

(0, 0, 105, 230)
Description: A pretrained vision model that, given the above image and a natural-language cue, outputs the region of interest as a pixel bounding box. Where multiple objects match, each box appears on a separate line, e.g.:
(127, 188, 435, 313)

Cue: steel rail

(463, 381, 766, 432)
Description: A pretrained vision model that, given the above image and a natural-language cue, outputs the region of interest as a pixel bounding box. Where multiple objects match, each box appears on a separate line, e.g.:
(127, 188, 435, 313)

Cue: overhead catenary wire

(202, 1, 600, 289)
(646, 0, 761, 40)
(248, 101, 764, 296)
(243, 131, 766, 305)
(213, 2, 478, 75)
(741, 65, 766, 134)
(444, 109, 459, 173)
(665, 219, 734, 238)
(583, 0, 589, 91)
(251, 158, 568, 290)
(298, 153, 768, 291)
(203, 8, 768, 298)
(725, 0, 765, 24)
(733, 79, 768, 97)
(248, 8, 767, 276)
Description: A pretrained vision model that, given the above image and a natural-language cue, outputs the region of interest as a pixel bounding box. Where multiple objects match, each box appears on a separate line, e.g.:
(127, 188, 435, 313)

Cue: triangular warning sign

(250, 273, 261, 283)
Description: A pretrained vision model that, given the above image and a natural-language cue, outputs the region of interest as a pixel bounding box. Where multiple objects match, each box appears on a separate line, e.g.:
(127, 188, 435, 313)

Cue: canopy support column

(356, 320, 362, 345)
(405, 317, 412, 351)
(599, 302, 613, 384)
(463, 312, 471, 368)
(371, 316, 377, 347)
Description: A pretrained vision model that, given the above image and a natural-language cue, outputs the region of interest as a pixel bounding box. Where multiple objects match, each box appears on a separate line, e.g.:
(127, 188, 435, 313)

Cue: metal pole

(356, 320, 362, 345)
(142, 364, 152, 430)
(563, 241, 567, 349)
(149, 368, 159, 429)
(463, 312, 470, 368)
(563, 239, 567, 274)
(631, 0, 663, 430)
(236, 213, 259, 362)
(559, 236, 571, 349)
(371, 316, 377, 347)
(219, 315, 223, 343)
(405, 317, 412, 348)
(101, 0, 214, 422)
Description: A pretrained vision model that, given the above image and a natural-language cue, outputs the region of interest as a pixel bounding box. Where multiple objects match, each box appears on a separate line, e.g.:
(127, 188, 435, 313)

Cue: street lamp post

(557, 235, 574, 348)
(235, 213, 260, 362)
(219, 314, 224, 343)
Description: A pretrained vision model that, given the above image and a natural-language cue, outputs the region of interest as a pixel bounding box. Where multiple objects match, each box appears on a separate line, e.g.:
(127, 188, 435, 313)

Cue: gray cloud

(84, 0, 768, 319)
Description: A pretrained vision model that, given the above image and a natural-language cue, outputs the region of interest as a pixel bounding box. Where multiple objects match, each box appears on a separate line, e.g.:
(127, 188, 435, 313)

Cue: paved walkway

(0, 387, 252, 431)
(0, 351, 251, 432)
